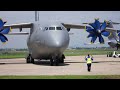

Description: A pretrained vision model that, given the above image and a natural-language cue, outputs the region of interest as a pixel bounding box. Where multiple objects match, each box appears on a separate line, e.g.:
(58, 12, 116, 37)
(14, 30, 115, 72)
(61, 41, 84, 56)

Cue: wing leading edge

(3, 23, 33, 35)
(4, 23, 33, 32)
(62, 23, 119, 31)
(62, 23, 86, 29)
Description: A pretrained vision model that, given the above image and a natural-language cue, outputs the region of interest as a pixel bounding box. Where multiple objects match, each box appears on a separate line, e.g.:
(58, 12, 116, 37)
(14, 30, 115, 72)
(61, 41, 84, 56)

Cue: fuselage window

(56, 27, 62, 30)
(49, 27, 55, 30)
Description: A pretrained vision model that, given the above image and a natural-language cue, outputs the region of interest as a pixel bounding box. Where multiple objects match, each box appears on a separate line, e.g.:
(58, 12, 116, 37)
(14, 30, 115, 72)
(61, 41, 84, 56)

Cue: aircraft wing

(3, 23, 33, 32)
(83, 22, 120, 25)
(105, 28, 118, 32)
(4, 32, 29, 35)
(105, 28, 119, 42)
(62, 23, 86, 29)
(62, 23, 120, 35)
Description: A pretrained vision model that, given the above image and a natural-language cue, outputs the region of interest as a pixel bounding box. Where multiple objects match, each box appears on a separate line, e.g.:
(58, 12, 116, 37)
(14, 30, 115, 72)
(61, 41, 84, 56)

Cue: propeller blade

(0, 18, 4, 30)
(91, 35, 97, 43)
(118, 32, 120, 44)
(98, 35, 104, 44)
(100, 21, 107, 31)
(101, 31, 111, 37)
(0, 33, 8, 43)
(89, 20, 97, 30)
(95, 19, 100, 30)
(118, 32, 120, 37)
(0, 27, 11, 34)
(86, 26, 94, 32)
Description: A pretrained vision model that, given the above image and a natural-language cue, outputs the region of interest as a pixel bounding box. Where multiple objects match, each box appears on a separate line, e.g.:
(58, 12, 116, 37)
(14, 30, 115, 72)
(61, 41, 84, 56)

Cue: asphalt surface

(0, 55, 120, 75)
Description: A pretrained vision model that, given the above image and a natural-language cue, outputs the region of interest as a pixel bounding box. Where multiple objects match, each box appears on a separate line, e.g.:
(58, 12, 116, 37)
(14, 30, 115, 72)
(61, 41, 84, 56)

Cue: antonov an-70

(2, 16, 85, 66)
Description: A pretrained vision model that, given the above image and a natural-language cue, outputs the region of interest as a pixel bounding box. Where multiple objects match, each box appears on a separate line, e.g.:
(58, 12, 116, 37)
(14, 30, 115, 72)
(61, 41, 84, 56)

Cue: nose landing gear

(50, 54, 65, 66)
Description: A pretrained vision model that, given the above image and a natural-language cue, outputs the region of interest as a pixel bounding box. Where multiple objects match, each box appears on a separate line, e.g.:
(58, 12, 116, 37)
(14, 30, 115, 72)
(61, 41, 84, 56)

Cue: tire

(59, 54, 65, 63)
(55, 58, 59, 66)
(26, 54, 31, 63)
(50, 59, 53, 66)
(31, 58, 34, 64)
(60, 58, 64, 63)
(26, 54, 34, 63)
(62, 54, 65, 59)
(26, 58, 30, 63)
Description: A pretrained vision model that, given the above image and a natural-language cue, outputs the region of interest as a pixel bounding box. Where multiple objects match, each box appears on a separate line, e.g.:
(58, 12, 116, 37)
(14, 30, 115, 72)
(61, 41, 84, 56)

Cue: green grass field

(0, 75, 120, 79)
(64, 49, 114, 56)
(0, 49, 119, 59)
(0, 51, 28, 59)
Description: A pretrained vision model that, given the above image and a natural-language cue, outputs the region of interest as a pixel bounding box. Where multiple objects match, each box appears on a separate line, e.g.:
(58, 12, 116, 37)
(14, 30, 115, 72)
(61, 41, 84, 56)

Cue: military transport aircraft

(1, 11, 86, 66)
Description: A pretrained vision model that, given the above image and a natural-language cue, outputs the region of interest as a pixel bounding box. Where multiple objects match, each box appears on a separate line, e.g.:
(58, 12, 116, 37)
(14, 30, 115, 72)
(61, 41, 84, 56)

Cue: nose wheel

(50, 58, 54, 66)
(50, 56, 59, 66)
(59, 54, 65, 63)
(50, 54, 65, 66)
(54, 57, 59, 66)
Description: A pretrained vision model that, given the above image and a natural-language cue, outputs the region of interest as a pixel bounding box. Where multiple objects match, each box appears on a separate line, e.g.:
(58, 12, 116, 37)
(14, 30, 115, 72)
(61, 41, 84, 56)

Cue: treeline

(0, 47, 117, 51)
(0, 48, 28, 51)
(70, 47, 113, 49)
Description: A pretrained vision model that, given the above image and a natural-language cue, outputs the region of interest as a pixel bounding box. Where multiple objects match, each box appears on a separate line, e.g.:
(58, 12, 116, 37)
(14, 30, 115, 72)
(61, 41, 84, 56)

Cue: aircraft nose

(54, 40, 64, 48)
(51, 38, 68, 53)
(50, 32, 69, 49)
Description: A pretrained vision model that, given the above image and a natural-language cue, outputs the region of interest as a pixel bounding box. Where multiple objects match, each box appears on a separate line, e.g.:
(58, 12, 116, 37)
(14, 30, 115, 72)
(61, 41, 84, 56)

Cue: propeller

(85, 19, 111, 44)
(0, 18, 11, 43)
(116, 30, 120, 50)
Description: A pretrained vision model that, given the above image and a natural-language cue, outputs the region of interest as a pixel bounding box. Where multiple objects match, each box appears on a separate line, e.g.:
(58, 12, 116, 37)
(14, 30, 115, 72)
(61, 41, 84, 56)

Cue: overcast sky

(0, 11, 120, 49)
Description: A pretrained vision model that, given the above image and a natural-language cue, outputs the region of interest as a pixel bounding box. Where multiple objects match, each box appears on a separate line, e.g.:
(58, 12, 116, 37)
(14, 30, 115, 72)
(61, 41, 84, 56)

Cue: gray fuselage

(27, 21, 69, 59)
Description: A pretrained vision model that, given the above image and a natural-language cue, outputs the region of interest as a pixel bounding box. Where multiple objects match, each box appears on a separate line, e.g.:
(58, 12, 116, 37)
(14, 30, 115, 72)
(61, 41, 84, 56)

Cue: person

(85, 54, 93, 72)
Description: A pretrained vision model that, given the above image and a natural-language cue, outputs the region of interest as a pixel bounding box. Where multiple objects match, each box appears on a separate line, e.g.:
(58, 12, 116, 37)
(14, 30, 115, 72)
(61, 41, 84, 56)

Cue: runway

(0, 55, 120, 75)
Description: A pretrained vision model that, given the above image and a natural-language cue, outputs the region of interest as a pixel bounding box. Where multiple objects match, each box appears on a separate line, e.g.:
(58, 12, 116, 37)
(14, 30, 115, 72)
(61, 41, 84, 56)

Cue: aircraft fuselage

(27, 22, 69, 60)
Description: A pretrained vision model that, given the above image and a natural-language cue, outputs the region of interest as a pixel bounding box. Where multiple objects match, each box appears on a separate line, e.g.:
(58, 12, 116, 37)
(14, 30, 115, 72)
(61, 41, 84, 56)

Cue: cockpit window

(45, 27, 48, 30)
(49, 27, 55, 30)
(56, 27, 62, 30)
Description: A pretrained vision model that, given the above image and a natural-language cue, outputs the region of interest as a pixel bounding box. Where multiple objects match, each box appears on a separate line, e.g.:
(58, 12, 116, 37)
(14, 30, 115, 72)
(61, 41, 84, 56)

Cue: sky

(0, 11, 120, 49)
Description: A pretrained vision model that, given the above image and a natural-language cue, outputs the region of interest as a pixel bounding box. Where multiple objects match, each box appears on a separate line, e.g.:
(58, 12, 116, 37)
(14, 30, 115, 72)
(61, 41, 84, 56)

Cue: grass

(0, 51, 28, 59)
(0, 55, 25, 59)
(64, 49, 120, 56)
(0, 75, 120, 79)
(0, 49, 120, 59)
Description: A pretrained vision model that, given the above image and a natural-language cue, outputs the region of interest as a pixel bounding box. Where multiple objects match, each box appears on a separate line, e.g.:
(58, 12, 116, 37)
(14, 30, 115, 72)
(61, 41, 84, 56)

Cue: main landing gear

(26, 54, 34, 64)
(26, 54, 65, 66)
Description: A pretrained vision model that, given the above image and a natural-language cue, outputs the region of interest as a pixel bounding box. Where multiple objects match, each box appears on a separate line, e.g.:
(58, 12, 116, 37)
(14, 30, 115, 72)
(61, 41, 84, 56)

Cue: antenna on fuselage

(35, 11, 39, 21)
